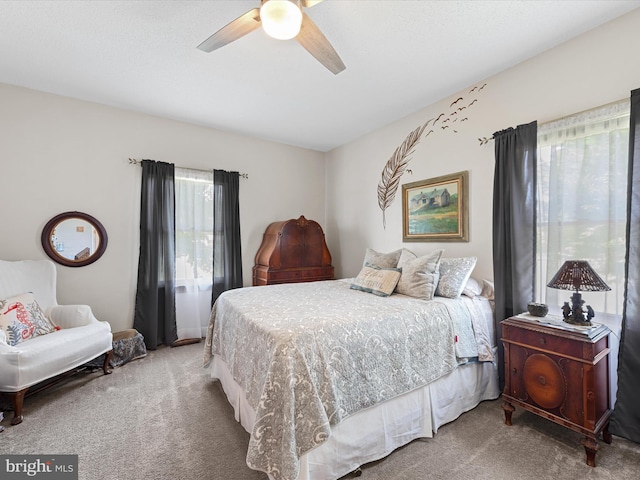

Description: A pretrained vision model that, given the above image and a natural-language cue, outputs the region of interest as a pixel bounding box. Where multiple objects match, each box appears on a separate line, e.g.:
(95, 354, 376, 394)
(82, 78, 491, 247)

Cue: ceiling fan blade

(197, 8, 261, 52)
(296, 12, 345, 75)
(301, 0, 324, 7)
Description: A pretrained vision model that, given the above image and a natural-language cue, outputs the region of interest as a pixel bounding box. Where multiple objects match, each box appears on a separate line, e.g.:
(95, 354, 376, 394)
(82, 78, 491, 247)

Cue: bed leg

(352, 467, 362, 477)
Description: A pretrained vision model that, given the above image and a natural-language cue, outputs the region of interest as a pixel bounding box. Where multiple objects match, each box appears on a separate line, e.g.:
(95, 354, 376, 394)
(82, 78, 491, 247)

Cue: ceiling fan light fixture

(260, 0, 302, 40)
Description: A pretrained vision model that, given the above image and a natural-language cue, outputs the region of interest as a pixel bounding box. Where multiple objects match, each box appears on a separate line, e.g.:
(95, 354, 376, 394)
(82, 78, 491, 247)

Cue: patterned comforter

(204, 280, 494, 480)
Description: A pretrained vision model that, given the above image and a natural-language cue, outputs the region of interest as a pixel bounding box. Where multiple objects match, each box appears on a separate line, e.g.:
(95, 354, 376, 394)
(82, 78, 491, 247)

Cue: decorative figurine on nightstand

(547, 260, 610, 326)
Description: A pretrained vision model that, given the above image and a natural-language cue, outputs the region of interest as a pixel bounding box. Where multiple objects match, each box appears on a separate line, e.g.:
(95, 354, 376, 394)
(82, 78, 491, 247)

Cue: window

(175, 167, 214, 339)
(175, 168, 214, 286)
(536, 100, 630, 315)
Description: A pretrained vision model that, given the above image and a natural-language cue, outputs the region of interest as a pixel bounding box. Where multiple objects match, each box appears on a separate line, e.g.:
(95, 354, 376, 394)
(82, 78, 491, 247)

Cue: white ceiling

(1, 1, 638, 152)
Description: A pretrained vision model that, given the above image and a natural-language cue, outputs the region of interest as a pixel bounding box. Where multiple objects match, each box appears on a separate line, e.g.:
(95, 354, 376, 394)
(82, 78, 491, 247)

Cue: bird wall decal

(376, 83, 487, 228)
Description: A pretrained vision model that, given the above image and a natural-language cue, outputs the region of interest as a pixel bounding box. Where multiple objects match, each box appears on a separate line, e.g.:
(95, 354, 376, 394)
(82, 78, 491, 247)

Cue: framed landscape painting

(402, 170, 469, 242)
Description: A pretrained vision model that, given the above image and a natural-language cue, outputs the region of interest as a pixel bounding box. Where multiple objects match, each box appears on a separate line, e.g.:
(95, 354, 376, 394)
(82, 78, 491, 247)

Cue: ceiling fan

(197, 0, 346, 75)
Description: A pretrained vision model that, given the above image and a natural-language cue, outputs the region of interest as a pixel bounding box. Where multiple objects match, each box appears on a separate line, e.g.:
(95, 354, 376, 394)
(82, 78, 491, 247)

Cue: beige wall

(2, 8, 639, 333)
(325, 8, 640, 281)
(0, 85, 325, 331)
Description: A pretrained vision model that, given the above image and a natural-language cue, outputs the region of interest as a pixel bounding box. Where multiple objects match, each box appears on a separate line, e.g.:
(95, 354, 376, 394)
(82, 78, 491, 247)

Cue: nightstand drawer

(506, 324, 584, 358)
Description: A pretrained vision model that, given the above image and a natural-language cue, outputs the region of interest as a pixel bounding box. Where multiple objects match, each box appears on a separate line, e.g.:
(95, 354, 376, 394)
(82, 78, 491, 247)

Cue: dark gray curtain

(133, 160, 178, 350)
(610, 88, 640, 442)
(212, 169, 243, 304)
(492, 121, 538, 387)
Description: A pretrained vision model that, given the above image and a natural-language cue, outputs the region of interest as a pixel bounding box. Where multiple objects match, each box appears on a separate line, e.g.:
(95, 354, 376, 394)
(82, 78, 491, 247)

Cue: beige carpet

(1, 342, 638, 480)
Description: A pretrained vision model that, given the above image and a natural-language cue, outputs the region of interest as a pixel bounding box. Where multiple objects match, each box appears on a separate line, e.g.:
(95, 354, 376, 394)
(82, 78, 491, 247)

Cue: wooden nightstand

(501, 315, 612, 467)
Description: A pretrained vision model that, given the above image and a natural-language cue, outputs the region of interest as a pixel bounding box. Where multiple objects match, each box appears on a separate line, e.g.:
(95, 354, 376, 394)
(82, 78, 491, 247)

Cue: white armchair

(0, 259, 113, 425)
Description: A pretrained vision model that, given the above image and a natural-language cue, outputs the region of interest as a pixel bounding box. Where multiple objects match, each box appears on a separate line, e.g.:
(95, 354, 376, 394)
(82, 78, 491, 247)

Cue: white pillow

(436, 257, 477, 298)
(395, 248, 443, 300)
(462, 277, 483, 298)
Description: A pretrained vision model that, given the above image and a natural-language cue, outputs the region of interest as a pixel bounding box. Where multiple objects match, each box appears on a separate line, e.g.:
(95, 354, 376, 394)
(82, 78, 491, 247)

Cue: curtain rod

(128, 158, 248, 179)
(478, 97, 629, 146)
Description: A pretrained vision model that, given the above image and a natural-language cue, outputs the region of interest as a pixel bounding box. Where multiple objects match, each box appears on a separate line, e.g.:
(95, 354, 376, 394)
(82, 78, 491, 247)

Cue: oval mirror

(41, 212, 108, 267)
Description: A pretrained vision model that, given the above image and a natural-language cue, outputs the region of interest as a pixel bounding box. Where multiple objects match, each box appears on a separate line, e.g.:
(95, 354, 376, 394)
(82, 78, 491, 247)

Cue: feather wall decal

(377, 120, 430, 228)
(376, 82, 487, 228)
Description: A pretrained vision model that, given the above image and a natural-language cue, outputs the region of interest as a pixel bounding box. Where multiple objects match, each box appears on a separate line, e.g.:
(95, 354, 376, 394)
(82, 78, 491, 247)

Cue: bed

(203, 253, 499, 480)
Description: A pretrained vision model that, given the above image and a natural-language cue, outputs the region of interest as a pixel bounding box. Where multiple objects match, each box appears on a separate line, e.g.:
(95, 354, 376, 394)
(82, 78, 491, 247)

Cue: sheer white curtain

(175, 167, 214, 339)
(536, 100, 629, 315)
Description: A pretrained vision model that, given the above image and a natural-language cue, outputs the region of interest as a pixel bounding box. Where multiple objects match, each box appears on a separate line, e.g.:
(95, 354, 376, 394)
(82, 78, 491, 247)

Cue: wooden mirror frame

(41, 211, 108, 267)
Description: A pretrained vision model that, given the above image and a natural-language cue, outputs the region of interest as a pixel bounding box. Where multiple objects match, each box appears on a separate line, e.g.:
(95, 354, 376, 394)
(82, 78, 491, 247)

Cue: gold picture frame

(402, 170, 469, 242)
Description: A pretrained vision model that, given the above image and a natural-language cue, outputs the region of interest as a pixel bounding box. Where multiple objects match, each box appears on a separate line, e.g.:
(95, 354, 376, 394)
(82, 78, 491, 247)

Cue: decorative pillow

(436, 257, 478, 298)
(351, 263, 402, 297)
(462, 277, 483, 298)
(481, 279, 495, 300)
(362, 248, 403, 268)
(0, 292, 58, 346)
(395, 249, 443, 300)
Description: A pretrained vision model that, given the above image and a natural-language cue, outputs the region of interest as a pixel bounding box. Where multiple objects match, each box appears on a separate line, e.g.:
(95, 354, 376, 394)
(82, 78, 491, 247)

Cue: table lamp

(546, 260, 610, 326)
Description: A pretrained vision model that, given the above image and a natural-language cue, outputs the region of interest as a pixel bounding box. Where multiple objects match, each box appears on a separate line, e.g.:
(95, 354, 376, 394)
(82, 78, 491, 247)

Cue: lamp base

(561, 292, 595, 326)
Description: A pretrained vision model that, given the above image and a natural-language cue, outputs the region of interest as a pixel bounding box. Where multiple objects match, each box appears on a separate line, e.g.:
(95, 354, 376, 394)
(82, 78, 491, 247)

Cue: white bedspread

(204, 280, 493, 480)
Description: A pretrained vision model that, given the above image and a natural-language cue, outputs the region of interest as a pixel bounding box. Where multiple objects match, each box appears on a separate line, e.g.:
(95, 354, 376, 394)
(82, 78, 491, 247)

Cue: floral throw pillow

(0, 292, 58, 346)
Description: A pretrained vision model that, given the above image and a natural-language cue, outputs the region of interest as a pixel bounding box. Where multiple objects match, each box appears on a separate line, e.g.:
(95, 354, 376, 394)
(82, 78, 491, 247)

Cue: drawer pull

(539, 337, 546, 345)
(512, 367, 517, 373)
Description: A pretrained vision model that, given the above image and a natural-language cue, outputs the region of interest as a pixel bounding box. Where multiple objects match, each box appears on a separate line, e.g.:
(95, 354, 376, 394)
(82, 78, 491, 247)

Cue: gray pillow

(435, 257, 478, 298)
(362, 248, 402, 268)
(395, 248, 443, 300)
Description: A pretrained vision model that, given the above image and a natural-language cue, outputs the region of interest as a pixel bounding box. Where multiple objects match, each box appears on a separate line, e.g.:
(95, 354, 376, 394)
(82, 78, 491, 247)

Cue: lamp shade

(260, 0, 302, 40)
(547, 260, 611, 292)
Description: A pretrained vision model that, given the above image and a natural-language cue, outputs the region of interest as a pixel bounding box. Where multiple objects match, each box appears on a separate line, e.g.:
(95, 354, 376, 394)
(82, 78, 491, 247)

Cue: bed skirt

(210, 350, 500, 480)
